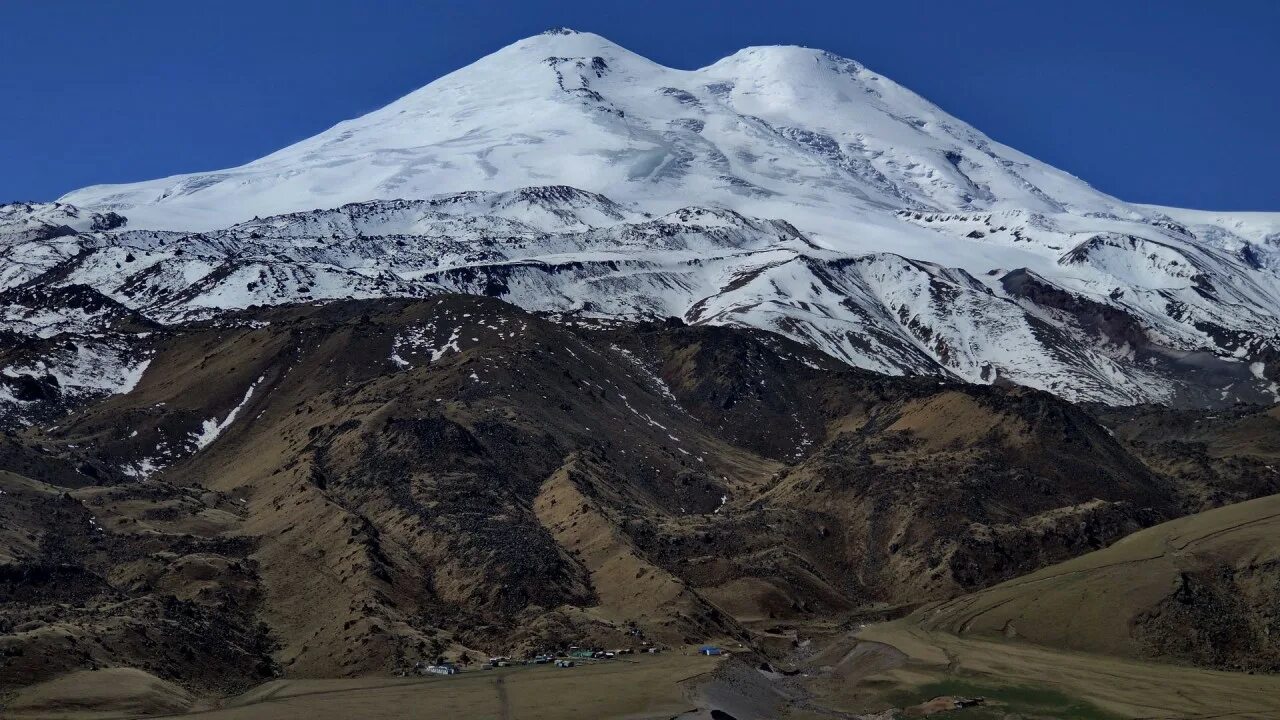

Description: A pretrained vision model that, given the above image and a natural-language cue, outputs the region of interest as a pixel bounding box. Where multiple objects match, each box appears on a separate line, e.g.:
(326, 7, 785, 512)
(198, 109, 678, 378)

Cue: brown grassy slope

(709, 385, 1167, 601)
(4, 667, 195, 719)
(0, 464, 274, 695)
(908, 491, 1280, 671)
(0, 295, 1214, 695)
(856, 620, 1280, 719)
(614, 326, 1174, 604)
(28, 297, 768, 679)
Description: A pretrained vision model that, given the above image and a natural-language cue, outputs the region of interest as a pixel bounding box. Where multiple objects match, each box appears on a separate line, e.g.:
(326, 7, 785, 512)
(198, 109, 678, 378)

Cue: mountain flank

(1, 295, 1274, 698)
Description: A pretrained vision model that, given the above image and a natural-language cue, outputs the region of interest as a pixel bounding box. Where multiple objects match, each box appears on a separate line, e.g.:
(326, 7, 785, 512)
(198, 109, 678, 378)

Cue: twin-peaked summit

(63, 29, 1125, 232)
(11, 30, 1280, 407)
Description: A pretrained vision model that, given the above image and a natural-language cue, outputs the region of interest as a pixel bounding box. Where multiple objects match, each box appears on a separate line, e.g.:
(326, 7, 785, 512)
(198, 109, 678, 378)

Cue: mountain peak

(500, 28, 633, 57)
(713, 43, 861, 67)
(59, 29, 1020, 231)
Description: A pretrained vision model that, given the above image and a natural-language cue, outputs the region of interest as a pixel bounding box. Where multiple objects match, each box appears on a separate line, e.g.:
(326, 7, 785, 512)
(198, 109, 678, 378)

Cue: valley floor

(6, 653, 721, 720)
(852, 623, 1280, 719)
(13, 631, 1280, 720)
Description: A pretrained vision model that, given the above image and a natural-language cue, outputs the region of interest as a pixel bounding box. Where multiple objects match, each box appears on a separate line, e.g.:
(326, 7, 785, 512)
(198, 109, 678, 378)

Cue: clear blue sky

(2, 0, 1276, 210)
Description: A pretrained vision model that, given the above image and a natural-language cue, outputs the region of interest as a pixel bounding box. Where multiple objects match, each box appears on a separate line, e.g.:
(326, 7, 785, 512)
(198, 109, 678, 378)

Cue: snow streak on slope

(191, 375, 263, 451)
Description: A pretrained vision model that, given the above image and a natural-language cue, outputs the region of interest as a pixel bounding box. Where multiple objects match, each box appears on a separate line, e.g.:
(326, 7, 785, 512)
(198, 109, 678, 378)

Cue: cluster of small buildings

(409, 661, 459, 676)
(407, 640, 719, 679)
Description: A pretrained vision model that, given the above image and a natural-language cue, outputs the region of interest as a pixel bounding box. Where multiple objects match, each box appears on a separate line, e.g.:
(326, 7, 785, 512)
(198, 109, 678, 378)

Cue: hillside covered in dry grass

(2, 294, 1275, 699)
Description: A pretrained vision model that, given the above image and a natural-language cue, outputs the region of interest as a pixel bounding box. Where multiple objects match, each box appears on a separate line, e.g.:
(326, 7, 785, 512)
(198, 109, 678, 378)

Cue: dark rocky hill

(4, 295, 1270, 694)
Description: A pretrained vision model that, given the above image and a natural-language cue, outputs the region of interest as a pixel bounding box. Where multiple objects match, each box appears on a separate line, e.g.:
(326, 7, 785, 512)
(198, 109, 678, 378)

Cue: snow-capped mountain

(5, 29, 1280, 412)
(58, 30, 1143, 235)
